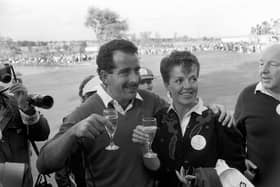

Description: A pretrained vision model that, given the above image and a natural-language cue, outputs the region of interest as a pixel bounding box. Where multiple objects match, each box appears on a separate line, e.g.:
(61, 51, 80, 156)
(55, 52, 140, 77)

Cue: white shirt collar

(167, 97, 208, 136)
(96, 84, 143, 114)
(255, 82, 280, 101)
(167, 97, 208, 115)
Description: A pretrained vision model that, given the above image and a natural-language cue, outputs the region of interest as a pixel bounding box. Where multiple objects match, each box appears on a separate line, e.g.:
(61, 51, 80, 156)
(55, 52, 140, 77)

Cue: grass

(13, 51, 260, 186)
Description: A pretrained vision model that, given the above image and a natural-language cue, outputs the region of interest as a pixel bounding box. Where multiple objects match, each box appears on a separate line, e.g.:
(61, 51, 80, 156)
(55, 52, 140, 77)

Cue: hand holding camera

(9, 82, 30, 111)
(0, 63, 54, 109)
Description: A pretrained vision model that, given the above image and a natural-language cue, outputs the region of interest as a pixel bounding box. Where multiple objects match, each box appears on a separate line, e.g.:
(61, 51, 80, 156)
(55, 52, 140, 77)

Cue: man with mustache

(234, 44, 280, 186)
(37, 39, 232, 187)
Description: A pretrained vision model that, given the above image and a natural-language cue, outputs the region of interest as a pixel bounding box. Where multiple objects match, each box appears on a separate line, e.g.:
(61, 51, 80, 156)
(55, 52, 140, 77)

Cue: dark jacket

(153, 107, 246, 187)
(0, 95, 50, 187)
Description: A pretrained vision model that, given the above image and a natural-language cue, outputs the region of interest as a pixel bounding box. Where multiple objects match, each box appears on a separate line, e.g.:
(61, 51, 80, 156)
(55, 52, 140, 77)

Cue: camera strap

(30, 141, 40, 156)
(30, 140, 52, 187)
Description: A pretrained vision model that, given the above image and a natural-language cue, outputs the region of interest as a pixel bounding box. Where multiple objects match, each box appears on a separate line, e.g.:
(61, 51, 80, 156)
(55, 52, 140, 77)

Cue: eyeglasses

(140, 79, 153, 85)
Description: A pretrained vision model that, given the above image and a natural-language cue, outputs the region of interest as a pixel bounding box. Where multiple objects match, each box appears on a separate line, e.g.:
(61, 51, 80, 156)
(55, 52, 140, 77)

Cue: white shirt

(96, 84, 143, 115)
(255, 82, 280, 101)
(168, 97, 208, 136)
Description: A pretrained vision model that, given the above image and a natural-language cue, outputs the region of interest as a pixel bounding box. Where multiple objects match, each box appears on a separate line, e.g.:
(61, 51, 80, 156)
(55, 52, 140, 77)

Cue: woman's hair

(160, 50, 200, 84)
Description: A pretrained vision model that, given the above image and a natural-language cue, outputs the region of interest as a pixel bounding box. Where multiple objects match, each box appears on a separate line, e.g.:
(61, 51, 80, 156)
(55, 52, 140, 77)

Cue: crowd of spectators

(0, 53, 96, 66)
(0, 40, 265, 66)
(138, 41, 262, 55)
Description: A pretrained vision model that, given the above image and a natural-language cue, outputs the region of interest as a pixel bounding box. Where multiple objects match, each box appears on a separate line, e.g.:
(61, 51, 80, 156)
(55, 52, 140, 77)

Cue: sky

(0, 0, 280, 41)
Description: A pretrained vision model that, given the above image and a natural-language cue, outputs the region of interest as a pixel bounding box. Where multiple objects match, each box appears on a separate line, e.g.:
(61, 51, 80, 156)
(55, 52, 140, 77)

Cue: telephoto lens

(27, 94, 54, 109)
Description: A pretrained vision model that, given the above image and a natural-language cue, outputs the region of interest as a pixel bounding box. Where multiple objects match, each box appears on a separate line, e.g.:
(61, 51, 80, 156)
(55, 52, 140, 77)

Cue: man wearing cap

(139, 67, 154, 91)
(234, 44, 280, 186)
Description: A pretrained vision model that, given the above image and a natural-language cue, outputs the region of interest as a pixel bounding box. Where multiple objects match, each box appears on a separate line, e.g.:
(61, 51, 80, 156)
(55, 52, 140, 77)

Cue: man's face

(259, 45, 280, 94)
(165, 64, 198, 107)
(105, 50, 140, 104)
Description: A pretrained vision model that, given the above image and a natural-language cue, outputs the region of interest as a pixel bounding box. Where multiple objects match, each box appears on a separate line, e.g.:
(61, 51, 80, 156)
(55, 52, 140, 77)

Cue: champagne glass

(142, 117, 157, 158)
(103, 108, 119, 150)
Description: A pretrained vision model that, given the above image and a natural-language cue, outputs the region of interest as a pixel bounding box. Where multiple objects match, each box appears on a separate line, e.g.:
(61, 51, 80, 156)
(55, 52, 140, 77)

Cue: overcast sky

(0, 0, 279, 41)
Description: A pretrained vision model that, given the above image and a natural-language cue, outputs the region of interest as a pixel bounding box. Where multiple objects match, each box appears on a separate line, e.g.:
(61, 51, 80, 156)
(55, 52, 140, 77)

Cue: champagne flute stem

(109, 139, 114, 147)
(147, 141, 152, 153)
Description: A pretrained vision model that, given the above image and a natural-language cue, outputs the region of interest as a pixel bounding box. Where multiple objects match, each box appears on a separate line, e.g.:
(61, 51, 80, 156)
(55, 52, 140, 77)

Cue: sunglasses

(140, 79, 153, 85)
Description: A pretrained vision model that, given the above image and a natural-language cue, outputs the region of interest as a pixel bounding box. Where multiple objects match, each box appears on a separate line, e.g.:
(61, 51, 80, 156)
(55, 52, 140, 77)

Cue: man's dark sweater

(38, 90, 167, 187)
(234, 83, 280, 185)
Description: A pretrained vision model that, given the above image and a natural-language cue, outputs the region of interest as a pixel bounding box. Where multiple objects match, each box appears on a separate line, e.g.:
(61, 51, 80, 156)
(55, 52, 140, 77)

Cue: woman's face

(165, 64, 198, 107)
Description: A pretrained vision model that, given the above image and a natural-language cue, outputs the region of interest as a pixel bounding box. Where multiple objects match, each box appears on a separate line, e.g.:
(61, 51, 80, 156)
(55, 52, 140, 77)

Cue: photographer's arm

(9, 82, 50, 141)
(26, 114, 50, 141)
(19, 106, 50, 141)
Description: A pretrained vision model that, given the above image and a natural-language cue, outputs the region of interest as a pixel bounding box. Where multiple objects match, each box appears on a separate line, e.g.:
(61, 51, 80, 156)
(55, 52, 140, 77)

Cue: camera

(0, 64, 12, 83)
(0, 64, 54, 109)
(27, 94, 54, 109)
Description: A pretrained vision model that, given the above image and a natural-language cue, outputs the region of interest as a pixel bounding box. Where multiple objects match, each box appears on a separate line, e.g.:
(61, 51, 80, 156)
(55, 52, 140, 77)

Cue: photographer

(0, 64, 50, 187)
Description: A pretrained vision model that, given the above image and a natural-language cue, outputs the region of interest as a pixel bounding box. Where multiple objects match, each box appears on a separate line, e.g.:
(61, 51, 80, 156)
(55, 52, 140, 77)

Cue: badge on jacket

(191, 135, 206, 150)
(276, 104, 280, 115)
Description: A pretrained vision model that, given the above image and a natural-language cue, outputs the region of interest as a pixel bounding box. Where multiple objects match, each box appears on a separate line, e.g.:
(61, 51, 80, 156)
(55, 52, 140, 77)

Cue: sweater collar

(96, 84, 143, 115)
(255, 82, 280, 101)
(167, 97, 207, 116)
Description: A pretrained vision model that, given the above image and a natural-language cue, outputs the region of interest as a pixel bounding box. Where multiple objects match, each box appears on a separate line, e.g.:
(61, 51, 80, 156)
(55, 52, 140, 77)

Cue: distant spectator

(139, 67, 154, 91)
(78, 75, 102, 102)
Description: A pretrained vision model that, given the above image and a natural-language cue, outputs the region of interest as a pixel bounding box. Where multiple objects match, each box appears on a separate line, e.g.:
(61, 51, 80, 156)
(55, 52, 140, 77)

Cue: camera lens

(0, 74, 12, 83)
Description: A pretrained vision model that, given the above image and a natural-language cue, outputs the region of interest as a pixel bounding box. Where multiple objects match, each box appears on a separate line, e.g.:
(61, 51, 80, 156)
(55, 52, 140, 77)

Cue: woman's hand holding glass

(132, 125, 150, 150)
(132, 117, 158, 158)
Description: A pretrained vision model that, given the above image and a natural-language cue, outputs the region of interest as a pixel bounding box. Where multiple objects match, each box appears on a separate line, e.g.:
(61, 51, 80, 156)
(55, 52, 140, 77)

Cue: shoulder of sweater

(81, 93, 103, 106)
(69, 93, 103, 115)
(138, 89, 161, 101)
(242, 83, 258, 94)
(238, 82, 258, 99)
(63, 93, 103, 124)
(155, 106, 170, 115)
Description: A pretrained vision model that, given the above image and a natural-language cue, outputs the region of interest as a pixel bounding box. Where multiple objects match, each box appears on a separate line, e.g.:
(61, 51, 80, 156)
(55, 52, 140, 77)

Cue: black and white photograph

(1, 0, 280, 186)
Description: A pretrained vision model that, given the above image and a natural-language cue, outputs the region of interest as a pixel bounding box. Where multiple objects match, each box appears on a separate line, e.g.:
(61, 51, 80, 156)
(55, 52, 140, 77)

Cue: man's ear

(99, 70, 109, 86)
